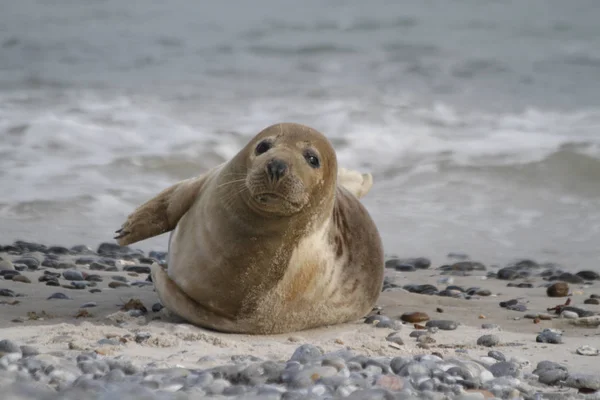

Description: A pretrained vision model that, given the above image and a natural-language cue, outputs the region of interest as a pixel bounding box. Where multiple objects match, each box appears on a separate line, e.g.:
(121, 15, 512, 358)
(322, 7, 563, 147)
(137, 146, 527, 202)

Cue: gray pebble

(0, 339, 21, 356)
(565, 373, 600, 390)
(47, 292, 72, 300)
(0, 289, 16, 297)
(80, 302, 97, 308)
(89, 262, 108, 271)
(386, 331, 404, 345)
(425, 320, 458, 330)
(477, 334, 500, 347)
(20, 345, 39, 357)
(481, 323, 500, 330)
(489, 361, 520, 378)
(151, 303, 164, 312)
(135, 332, 151, 343)
(62, 270, 85, 281)
(536, 331, 563, 344)
(487, 350, 506, 362)
(290, 344, 323, 364)
(537, 368, 568, 385)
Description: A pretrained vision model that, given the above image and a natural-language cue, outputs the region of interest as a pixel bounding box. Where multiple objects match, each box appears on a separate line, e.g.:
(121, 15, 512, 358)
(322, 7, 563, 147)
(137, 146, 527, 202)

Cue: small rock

(576, 270, 600, 281)
(489, 361, 520, 378)
(89, 262, 109, 271)
(62, 270, 85, 281)
(488, 350, 506, 362)
(290, 344, 323, 364)
(584, 298, 599, 305)
(123, 265, 151, 274)
(12, 275, 31, 283)
(20, 345, 39, 357)
(400, 311, 430, 323)
(135, 332, 151, 343)
(47, 292, 72, 300)
(536, 329, 563, 344)
(477, 334, 500, 347)
(576, 345, 600, 356)
(560, 310, 579, 319)
(12, 257, 40, 269)
(425, 320, 458, 330)
(80, 302, 97, 308)
(151, 303, 164, 312)
(0, 289, 16, 297)
(0, 339, 21, 356)
(565, 373, 600, 390)
(547, 282, 569, 297)
(481, 323, 500, 330)
(386, 332, 404, 346)
(108, 281, 130, 289)
(0, 260, 15, 270)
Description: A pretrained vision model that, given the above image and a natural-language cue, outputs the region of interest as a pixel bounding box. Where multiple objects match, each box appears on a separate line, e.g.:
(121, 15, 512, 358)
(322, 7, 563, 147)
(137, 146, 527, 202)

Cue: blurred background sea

(1, 0, 599, 269)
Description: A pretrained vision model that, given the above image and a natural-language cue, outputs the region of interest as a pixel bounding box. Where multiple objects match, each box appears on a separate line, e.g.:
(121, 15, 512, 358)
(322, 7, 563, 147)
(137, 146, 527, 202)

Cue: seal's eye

(304, 151, 320, 168)
(255, 140, 272, 155)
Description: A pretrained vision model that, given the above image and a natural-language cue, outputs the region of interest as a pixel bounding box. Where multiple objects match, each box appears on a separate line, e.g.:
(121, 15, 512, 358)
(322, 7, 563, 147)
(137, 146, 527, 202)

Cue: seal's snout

(266, 158, 288, 181)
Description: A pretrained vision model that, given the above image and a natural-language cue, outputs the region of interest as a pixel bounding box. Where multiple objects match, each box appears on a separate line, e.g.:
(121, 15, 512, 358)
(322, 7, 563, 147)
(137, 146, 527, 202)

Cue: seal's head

(229, 123, 337, 217)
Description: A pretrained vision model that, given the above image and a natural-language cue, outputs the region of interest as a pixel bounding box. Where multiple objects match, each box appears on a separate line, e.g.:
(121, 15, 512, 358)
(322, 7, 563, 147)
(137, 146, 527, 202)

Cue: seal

(114, 122, 384, 334)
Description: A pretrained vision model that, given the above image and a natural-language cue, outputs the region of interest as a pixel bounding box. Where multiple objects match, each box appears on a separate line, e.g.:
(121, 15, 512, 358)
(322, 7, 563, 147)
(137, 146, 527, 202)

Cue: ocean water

(1, 0, 600, 269)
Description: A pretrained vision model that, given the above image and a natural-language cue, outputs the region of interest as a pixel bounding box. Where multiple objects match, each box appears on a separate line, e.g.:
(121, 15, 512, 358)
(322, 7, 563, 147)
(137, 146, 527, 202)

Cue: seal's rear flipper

(115, 174, 210, 246)
(150, 263, 245, 333)
(337, 167, 373, 199)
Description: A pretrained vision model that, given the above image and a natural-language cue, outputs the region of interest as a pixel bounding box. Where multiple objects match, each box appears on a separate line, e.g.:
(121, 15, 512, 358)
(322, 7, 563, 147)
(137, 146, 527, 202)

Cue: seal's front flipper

(115, 174, 209, 246)
(337, 167, 373, 199)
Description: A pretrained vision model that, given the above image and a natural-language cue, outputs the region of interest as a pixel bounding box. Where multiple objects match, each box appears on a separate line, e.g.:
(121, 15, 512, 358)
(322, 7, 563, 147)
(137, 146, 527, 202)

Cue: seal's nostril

(266, 159, 288, 181)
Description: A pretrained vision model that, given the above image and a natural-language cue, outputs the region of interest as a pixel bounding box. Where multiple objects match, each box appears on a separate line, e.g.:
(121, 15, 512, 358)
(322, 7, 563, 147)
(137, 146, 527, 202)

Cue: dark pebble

(547, 282, 569, 297)
(41, 259, 59, 268)
(12, 275, 31, 283)
(0, 288, 16, 297)
(506, 303, 528, 312)
(20, 345, 39, 357)
(13, 241, 47, 253)
(538, 368, 569, 386)
(0, 339, 21, 355)
(403, 284, 438, 295)
(97, 242, 131, 256)
(89, 262, 109, 271)
(576, 270, 600, 281)
(85, 274, 103, 282)
(447, 252, 469, 260)
(75, 257, 96, 265)
(111, 275, 128, 283)
(448, 261, 486, 271)
(45, 279, 60, 286)
(56, 262, 77, 270)
(89, 288, 102, 293)
(425, 320, 458, 330)
(108, 281, 130, 289)
(47, 292, 72, 300)
(0, 270, 21, 279)
(65, 281, 87, 290)
(123, 265, 152, 274)
(148, 251, 167, 261)
(43, 271, 61, 278)
(135, 332, 151, 343)
(584, 298, 599, 305)
(47, 246, 69, 254)
(138, 257, 157, 265)
(562, 306, 595, 318)
(517, 283, 533, 288)
(81, 302, 97, 308)
(152, 303, 164, 312)
(556, 272, 585, 284)
(499, 299, 518, 308)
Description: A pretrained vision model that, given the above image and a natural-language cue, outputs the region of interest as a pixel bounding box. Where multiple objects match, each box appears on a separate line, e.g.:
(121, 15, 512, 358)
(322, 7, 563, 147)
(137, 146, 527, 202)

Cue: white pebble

(576, 345, 600, 356)
(560, 311, 579, 319)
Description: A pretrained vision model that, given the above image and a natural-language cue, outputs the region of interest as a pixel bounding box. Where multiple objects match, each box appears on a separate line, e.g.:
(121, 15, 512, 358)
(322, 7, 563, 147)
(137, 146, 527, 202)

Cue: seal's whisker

(217, 179, 247, 188)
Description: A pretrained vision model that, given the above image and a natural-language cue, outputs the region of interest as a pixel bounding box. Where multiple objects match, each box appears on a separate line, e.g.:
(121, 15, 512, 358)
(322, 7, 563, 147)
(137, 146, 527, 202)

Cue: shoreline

(0, 239, 599, 399)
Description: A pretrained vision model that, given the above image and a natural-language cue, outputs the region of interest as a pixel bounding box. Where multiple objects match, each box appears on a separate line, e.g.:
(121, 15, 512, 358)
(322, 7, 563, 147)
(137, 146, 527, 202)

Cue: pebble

(565, 374, 600, 391)
(80, 302, 97, 308)
(576, 345, 600, 356)
(108, 281, 130, 289)
(400, 311, 430, 323)
(536, 329, 563, 344)
(425, 320, 458, 330)
(546, 282, 569, 297)
(487, 351, 506, 362)
(560, 310, 578, 319)
(0, 289, 16, 297)
(123, 265, 152, 274)
(151, 303, 164, 312)
(481, 323, 500, 330)
(476, 335, 500, 347)
(47, 292, 72, 300)
(0, 339, 21, 356)
(385, 331, 404, 345)
(12, 257, 39, 269)
(11, 275, 31, 283)
(62, 270, 85, 281)
(0, 260, 15, 270)
(585, 298, 599, 305)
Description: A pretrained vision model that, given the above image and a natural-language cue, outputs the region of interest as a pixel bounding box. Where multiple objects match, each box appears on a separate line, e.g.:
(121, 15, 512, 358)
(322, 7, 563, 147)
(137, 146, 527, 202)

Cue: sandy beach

(1, 241, 599, 399)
